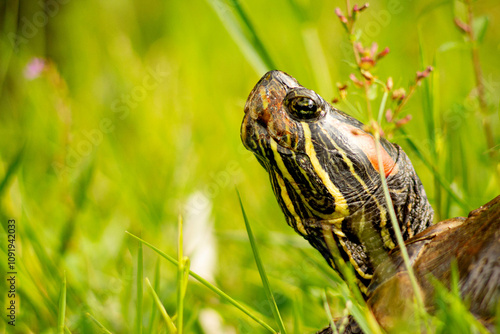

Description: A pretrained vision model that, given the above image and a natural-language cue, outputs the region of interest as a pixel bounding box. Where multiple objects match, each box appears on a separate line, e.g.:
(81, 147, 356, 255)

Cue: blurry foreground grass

(0, 0, 499, 333)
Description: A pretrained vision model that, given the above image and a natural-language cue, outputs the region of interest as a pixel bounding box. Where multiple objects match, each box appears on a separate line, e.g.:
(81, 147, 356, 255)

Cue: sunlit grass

(145, 278, 176, 333)
(0, 0, 498, 333)
(126, 232, 277, 333)
(238, 191, 286, 334)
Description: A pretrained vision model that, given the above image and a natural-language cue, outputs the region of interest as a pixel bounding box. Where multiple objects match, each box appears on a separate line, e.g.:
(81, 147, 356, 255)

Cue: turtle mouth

(241, 108, 299, 167)
(241, 112, 297, 167)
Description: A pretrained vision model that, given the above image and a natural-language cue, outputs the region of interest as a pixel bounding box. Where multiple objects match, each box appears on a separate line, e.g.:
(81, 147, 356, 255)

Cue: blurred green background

(0, 0, 498, 333)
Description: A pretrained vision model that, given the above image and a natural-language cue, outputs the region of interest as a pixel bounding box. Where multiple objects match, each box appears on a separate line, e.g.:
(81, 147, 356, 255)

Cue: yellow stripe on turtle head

(302, 123, 349, 218)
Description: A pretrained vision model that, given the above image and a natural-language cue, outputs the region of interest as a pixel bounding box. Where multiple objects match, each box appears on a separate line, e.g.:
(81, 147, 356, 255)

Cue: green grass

(0, 0, 499, 333)
(57, 271, 67, 334)
(238, 190, 286, 334)
(145, 277, 176, 333)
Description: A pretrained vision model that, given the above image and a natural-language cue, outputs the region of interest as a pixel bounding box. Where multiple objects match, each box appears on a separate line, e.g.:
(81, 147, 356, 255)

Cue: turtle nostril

(256, 117, 266, 128)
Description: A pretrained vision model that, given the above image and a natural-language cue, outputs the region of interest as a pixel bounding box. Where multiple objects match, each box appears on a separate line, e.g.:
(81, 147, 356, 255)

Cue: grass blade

(322, 290, 338, 334)
(418, 27, 442, 220)
(302, 27, 333, 96)
(418, 28, 436, 150)
(375, 85, 428, 326)
(292, 295, 301, 334)
(125, 231, 277, 333)
(177, 216, 183, 333)
(147, 259, 161, 334)
(0, 144, 24, 199)
(296, 249, 380, 333)
(286, 0, 307, 23)
(146, 278, 177, 334)
(374, 134, 429, 330)
(86, 313, 113, 334)
(0, 1, 18, 94)
(177, 215, 190, 334)
(400, 130, 470, 211)
(237, 190, 287, 334)
(136, 241, 144, 334)
(228, 0, 276, 70)
(430, 269, 491, 334)
(205, 0, 275, 74)
(59, 163, 94, 255)
(57, 272, 67, 334)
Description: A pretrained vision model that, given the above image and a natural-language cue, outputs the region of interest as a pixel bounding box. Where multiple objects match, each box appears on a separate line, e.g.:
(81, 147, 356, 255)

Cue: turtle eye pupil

(295, 98, 316, 113)
(288, 96, 320, 120)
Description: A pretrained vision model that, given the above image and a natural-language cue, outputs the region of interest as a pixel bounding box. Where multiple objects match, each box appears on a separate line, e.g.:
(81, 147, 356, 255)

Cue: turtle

(240, 70, 500, 332)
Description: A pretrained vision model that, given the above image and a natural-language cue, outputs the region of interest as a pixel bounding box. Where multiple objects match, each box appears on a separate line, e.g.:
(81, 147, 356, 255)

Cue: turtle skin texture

(318, 195, 500, 333)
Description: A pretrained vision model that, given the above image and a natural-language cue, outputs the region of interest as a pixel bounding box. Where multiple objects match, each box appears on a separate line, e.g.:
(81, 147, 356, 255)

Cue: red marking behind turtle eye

(342, 124, 398, 177)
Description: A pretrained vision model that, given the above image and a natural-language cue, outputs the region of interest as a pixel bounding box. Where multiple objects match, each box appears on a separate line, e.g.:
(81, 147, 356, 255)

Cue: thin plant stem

(393, 83, 418, 119)
(465, 0, 496, 161)
(377, 90, 389, 125)
(466, 0, 487, 111)
(364, 83, 373, 120)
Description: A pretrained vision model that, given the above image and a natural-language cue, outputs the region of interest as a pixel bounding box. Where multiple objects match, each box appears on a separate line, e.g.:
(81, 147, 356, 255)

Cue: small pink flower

(360, 69, 374, 81)
(336, 82, 348, 91)
(360, 56, 375, 69)
(385, 109, 393, 122)
(337, 82, 348, 100)
(392, 88, 406, 101)
(335, 8, 348, 24)
(454, 18, 470, 33)
(376, 47, 390, 60)
(353, 3, 369, 13)
(386, 77, 394, 91)
(370, 42, 378, 57)
(350, 73, 364, 87)
(416, 66, 433, 82)
(24, 58, 46, 80)
(355, 42, 364, 54)
(396, 114, 412, 128)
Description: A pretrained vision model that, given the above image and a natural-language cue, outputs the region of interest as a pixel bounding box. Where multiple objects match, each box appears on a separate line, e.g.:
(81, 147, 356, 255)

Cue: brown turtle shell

(318, 196, 499, 334)
(367, 195, 500, 330)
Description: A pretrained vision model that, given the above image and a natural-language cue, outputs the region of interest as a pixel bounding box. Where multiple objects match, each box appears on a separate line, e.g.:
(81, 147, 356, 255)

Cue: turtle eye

(285, 95, 322, 121)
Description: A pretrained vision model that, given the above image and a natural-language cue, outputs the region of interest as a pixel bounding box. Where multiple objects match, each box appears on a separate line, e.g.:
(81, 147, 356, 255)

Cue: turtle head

(242, 70, 402, 229)
(241, 70, 433, 285)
